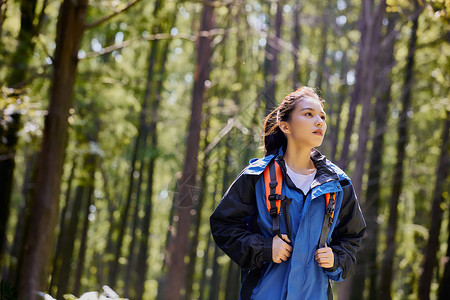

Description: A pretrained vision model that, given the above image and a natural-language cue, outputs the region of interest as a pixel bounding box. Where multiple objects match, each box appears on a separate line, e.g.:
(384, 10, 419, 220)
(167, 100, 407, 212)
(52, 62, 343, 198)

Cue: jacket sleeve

(210, 171, 273, 270)
(325, 181, 366, 281)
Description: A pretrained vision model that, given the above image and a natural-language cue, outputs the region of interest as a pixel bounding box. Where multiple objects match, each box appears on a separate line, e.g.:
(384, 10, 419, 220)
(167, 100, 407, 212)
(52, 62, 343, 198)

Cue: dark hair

(263, 87, 324, 156)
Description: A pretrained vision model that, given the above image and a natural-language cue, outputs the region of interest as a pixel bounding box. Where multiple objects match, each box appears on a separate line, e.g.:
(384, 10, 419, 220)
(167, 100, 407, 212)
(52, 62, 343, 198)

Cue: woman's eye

(321, 116, 326, 120)
(305, 112, 312, 117)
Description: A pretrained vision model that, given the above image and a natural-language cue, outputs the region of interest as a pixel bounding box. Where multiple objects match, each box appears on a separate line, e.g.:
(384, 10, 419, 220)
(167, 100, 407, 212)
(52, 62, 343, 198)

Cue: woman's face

(280, 97, 327, 149)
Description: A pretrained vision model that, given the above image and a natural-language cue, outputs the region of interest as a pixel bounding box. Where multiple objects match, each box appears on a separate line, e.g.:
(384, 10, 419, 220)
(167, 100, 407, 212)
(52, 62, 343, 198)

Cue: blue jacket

(210, 148, 366, 299)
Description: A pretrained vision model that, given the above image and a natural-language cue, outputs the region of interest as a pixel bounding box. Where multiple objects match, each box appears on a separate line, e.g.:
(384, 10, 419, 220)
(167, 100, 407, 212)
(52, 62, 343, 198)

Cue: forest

(0, 0, 448, 299)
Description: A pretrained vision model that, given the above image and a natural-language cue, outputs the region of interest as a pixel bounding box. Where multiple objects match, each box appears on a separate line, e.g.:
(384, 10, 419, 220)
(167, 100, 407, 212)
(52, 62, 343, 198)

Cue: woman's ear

(279, 121, 290, 134)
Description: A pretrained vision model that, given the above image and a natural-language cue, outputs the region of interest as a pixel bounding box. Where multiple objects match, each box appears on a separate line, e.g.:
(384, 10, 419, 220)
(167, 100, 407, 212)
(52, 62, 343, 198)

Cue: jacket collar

(275, 148, 339, 188)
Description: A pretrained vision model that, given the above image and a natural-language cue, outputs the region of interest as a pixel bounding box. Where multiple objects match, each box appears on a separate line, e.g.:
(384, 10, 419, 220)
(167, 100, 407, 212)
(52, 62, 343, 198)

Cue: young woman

(210, 87, 366, 299)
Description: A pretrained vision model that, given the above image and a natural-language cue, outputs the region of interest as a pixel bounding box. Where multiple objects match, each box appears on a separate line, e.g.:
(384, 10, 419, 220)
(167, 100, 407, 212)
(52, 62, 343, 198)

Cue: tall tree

(365, 13, 399, 300)
(378, 4, 422, 299)
(0, 0, 47, 268)
(438, 204, 450, 300)
(418, 111, 449, 299)
(338, 0, 382, 170)
(338, 1, 387, 299)
(264, 0, 283, 115)
(162, 1, 215, 298)
(350, 10, 398, 300)
(291, 0, 302, 89)
(135, 25, 172, 300)
(16, 1, 88, 299)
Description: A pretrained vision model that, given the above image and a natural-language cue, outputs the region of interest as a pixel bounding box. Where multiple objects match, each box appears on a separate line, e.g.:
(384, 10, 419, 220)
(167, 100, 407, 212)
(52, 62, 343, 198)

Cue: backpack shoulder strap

(318, 192, 336, 248)
(263, 160, 285, 237)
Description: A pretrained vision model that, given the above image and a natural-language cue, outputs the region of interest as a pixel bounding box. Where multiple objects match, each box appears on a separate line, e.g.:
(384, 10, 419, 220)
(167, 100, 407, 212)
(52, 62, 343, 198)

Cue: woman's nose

(315, 117, 324, 127)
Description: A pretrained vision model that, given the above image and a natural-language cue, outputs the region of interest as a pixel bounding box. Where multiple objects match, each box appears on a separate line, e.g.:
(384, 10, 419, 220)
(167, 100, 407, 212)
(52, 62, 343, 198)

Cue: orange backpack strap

(264, 160, 286, 237)
(318, 192, 336, 248)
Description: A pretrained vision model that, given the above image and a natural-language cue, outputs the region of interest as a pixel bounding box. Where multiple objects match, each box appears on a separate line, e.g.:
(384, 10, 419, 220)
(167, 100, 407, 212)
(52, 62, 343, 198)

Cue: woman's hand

(314, 246, 334, 268)
(272, 234, 292, 263)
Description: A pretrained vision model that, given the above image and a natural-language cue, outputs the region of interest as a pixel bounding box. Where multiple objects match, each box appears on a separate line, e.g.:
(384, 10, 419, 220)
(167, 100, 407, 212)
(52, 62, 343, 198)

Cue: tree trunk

(330, 51, 348, 162)
(378, 6, 420, 299)
(16, 1, 88, 299)
(199, 159, 223, 300)
(49, 158, 77, 295)
(438, 205, 450, 300)
(55, 185, 86, 299)
(264, 0, 282, 116)
(0, 0, 47, 265)
(224, 261, 240, 300)
(350, 10, 397, 300)
(338, 0, 373, 170)
(339, 1, 386, 299)
(315, 1, 330, 91)
(162, 2, 214, 299)
(0, 112, 20, 267)
(96, 159, 115, 291)
(108, 0, 165, 285)
(135, 29, 171, 300)
(418, 111, 449, 299)
(123, 159, 144, 298)
(0, 0, 7, 39)
(73, 152, 97, 296)
(185, 106, 212, 300)
(157, 175, 179, 300)
(208, 243, 223, 300)
(6, 151, 38, 287)
(291, 0, 301, 90)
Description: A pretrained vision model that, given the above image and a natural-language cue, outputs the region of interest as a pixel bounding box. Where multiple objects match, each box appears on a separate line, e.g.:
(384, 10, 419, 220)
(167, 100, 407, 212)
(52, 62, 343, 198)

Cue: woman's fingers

(273, 235, 293, 263)
(315, 247, 334, 268)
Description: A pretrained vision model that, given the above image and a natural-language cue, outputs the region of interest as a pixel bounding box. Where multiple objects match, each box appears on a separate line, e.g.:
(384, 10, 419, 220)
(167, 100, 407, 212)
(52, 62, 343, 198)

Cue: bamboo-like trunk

(16, 1, 88, 299)
(0, 0, 39, 267)
(418, 112, 449, 299)
(438, 204, 450, 300)
(49, 158, 77, 295)
(264, 0, 283, 116)
(378, 6, 420, 299)
(162, 2, 215, 299)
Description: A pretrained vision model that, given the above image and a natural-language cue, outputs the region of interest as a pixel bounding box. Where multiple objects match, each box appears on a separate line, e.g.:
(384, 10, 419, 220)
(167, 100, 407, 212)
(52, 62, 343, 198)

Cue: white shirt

(285, 163, 317, 195)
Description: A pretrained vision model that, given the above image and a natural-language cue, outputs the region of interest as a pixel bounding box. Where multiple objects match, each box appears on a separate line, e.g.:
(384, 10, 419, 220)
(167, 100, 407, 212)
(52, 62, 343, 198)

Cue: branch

(80, 28, 235, 60)
(84, 0, 143, 30)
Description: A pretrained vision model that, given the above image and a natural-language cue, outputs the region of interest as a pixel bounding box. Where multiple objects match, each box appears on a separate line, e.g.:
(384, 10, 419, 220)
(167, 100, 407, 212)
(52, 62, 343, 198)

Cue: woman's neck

(283, 144, 315, 174)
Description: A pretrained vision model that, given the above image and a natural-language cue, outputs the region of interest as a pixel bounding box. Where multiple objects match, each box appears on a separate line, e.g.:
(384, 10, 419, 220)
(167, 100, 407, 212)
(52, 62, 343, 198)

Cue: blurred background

(0, 0, 448, 299)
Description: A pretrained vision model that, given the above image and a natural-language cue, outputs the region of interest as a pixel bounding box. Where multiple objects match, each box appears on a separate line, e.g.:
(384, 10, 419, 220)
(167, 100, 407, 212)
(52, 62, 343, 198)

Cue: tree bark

(73, 152, 97, 296)
(6, 151, 38, 288)
(264, 0, 283, 116)
(330, 51, 348, 162)
(55, 185, 86, 299)
(350, 10, 397, 300)
(366, 14, 398, 300)
(0, 0, 7, 39)
(135, 27, 171, 300)
(49, 158, 77, 295)
(338, 0, 374, 170)
(291, 0, 301, 90)
(315, 0, 331, 91)
(16, 1, 88, 299)
(224, 261, 240, 300)
(438, 203, 450, 300)
(185, 105, 212, 300)
(0, 0, 39, 268)
(378, 6, 420, 299)
(339, 1, 387, 298)
(418, 111, 449, 299)
(162, 2, 215, 299)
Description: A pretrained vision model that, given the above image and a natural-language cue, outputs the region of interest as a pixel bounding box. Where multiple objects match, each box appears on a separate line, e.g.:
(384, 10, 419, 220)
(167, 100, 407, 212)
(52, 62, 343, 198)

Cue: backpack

(263, 159, 336, 248)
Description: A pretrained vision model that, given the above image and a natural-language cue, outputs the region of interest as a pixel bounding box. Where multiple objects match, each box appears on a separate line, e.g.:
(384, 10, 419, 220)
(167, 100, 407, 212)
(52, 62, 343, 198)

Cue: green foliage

(1, 0, 448, 298)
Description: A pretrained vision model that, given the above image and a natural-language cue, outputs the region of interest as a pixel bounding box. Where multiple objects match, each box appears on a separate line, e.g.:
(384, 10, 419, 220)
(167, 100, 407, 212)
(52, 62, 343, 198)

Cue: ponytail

(263, 108, 287, 156)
